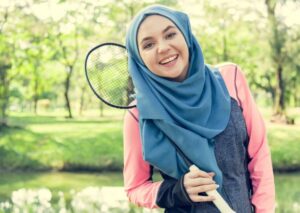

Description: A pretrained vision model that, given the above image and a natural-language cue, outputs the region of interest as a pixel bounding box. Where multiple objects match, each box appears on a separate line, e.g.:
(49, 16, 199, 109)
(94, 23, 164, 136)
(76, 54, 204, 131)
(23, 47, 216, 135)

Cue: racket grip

(189, 165, 236, 213)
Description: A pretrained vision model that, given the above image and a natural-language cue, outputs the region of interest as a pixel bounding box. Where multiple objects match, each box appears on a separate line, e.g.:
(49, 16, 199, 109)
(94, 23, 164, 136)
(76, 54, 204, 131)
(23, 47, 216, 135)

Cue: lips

(159, 54, 179, 65)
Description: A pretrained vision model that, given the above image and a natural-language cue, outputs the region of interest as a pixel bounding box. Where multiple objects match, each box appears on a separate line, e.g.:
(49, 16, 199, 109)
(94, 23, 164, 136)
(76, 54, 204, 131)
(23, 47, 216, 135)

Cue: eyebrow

(139, 25, 176, 45)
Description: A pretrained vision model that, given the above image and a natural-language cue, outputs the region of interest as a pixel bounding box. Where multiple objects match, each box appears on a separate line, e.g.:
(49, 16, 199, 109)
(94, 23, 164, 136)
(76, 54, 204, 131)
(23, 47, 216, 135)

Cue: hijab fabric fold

(126, 5, 231, 187)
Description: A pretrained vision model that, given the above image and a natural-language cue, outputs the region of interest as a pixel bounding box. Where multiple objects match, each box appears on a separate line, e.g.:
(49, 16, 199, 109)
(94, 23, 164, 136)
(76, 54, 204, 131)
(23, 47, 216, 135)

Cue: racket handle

(189, 165, 236, 213)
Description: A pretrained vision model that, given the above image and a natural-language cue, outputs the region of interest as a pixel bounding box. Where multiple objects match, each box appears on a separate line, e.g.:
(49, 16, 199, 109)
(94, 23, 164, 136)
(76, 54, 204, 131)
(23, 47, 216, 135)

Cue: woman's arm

(124, 108, 196, 209)
(123, 108, 162, 208)
(235, 65, 276, 213)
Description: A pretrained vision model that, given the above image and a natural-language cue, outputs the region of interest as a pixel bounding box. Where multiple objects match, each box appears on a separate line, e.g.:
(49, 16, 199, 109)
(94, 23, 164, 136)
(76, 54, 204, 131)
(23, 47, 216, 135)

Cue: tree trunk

(64, 65, 73, 118)
(0, 95, 8, 127)
(265, 0, 288, 122)
(266, 75, 276, 106)
(274, 64, 285, 114)
(0, 64, 10, 127)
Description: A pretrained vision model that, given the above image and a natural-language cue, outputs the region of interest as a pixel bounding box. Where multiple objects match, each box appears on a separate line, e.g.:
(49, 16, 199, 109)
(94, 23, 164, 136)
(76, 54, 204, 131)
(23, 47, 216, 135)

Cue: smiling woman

(123, 4, 275, 213)
(137, 15, 189, 82)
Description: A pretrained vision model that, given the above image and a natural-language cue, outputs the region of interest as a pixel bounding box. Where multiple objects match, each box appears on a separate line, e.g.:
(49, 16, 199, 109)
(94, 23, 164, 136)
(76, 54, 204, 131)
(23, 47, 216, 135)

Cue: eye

(143, 42, 154, 50)
(166, 32, 177, 39)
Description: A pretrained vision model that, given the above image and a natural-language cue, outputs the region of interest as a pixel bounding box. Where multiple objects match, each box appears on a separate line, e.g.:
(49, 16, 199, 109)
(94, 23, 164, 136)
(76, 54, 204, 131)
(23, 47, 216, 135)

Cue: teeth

(160, 55, 177, 64)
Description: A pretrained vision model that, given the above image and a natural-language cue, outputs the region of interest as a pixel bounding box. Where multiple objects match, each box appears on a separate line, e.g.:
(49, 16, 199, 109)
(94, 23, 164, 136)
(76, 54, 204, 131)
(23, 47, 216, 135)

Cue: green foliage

(0, 0, 299, 122)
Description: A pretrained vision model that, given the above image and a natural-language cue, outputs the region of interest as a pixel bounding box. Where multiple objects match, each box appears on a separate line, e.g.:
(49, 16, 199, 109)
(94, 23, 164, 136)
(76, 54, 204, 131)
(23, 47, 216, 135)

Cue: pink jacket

(123, 63, 275, 212)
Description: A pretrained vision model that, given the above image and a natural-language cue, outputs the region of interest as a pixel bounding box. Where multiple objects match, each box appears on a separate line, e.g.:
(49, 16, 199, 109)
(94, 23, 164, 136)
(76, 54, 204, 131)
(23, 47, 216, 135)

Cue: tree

(0, 2, 28, 126)
(264, 0, 298, 122)
(52, 7, 81, 118)
(0, 6, 10, 126)
(22, 15, 51, 114)
(285, 27, 300, 108)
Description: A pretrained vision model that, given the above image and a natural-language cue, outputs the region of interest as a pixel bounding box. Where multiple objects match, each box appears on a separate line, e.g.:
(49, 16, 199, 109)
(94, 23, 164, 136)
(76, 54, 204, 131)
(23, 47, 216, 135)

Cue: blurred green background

(0, 0, 299, 212)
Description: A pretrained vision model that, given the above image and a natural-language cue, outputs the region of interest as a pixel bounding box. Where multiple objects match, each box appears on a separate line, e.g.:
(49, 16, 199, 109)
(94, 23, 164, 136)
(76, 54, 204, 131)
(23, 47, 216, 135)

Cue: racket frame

(84, 42, 136, 109)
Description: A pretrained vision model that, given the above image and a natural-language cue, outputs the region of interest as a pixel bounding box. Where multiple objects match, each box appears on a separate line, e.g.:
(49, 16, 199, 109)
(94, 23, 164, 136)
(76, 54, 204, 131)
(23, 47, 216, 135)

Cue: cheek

(177, 37, 188, 59)
(185, 48, 189, 61)
(142, 52, 156, 69)
(182, 44, 189, 62)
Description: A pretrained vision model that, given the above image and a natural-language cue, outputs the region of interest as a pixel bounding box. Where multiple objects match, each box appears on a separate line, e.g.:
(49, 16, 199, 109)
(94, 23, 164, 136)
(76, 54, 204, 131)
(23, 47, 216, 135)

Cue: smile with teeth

(159, 55, 178, 65)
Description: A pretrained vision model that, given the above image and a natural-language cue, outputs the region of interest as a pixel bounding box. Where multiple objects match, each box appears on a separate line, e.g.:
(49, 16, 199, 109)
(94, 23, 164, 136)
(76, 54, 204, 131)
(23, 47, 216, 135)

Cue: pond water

(0, 172, 299, 212)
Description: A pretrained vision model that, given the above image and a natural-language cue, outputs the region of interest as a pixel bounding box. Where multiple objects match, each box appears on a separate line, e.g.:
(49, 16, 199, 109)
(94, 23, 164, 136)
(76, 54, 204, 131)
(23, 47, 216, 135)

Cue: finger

(188, 169, 211, 179)
(208, 172, 215, 177)
(186, 184, 219, 194)
(190, 194, 216, 202)
(187, 177, 215, 187)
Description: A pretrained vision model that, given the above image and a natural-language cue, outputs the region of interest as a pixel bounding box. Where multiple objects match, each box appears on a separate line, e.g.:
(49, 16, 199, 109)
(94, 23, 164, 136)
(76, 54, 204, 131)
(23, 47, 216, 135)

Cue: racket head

(85, 42, 136, 109)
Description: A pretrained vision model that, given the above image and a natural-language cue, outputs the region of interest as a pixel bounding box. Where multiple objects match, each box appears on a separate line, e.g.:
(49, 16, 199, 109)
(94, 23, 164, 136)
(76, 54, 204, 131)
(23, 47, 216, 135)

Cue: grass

(262, 107, 300, 171)
(268, 123, 300, 171)
(0, 107, 299, 172)
(0, 109, 125, 172)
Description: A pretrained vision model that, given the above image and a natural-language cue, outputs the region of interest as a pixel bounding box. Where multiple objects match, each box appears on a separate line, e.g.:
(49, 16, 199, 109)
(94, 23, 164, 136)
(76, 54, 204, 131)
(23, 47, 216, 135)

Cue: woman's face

(137, 15, 189, 82)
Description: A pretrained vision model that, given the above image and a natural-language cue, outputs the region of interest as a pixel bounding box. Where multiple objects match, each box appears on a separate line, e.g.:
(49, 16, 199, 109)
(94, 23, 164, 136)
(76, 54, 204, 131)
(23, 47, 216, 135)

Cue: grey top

(160, 98, 253, 213)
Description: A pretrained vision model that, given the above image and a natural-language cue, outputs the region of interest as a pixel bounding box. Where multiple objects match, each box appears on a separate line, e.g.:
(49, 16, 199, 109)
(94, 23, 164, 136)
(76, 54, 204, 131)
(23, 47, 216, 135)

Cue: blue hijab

(126, 5, 231, 187)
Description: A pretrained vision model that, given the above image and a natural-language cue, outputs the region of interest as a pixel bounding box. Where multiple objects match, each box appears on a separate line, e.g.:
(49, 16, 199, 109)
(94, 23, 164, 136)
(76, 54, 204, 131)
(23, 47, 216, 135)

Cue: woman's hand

(183, 169, 219, 202)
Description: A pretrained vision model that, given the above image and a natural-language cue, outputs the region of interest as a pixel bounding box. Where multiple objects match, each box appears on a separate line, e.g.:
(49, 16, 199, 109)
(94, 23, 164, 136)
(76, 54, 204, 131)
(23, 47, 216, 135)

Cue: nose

(157, 41, 170, 54)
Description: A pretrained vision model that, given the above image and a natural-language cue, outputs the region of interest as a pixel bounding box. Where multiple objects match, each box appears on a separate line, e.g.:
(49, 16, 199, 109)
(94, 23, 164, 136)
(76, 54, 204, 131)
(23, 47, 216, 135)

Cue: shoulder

(212, 62, 239, 97)
(214, 62, 247, 83)
(214, 62, 238, 80)
(212, 62, 249, 107)
(124, 100, 139, 124)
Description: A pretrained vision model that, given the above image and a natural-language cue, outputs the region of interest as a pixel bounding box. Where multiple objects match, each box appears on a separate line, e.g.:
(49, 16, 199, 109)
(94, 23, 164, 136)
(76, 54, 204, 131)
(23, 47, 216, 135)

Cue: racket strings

(86, 44, 135, 108)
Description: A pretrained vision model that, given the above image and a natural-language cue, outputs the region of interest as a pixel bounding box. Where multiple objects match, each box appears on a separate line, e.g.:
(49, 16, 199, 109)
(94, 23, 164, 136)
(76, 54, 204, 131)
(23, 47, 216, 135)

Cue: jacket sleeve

(123, 108, 193, 209)
(123, 108, 162, 208)
(156, 175, 193, 208)
(235, 66, 276, 213)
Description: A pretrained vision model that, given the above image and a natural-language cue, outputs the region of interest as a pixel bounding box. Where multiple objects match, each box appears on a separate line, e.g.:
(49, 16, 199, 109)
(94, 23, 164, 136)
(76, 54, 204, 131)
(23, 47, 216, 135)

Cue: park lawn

(0, 109, 299, 172)
(263, 107, 300, 171)
(0, 110, 125, 171)
(268, 122, 300, 171)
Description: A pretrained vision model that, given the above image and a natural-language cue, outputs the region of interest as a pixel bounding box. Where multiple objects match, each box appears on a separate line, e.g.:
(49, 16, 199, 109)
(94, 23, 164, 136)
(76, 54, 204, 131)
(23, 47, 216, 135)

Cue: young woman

(123, 5, 275, 213)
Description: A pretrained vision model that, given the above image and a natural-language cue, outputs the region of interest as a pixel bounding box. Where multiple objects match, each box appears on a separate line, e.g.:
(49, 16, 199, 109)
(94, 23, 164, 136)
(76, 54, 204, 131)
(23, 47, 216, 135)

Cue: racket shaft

(189, 165, 235, 213)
